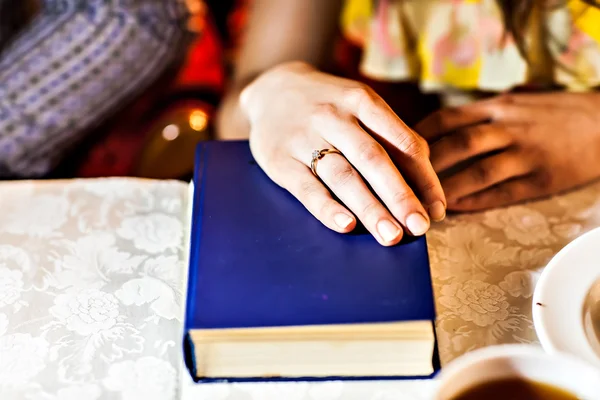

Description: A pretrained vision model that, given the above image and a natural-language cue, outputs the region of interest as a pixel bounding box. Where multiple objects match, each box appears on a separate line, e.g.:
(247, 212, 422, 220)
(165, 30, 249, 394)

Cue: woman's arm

(0, 0, 192, 177)
(215, 0, 343, 139)
(215, 0, 446, 244)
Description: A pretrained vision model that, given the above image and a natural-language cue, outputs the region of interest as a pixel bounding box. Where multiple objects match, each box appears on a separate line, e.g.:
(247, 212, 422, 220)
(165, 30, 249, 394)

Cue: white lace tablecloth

(1, 177, 600, 399)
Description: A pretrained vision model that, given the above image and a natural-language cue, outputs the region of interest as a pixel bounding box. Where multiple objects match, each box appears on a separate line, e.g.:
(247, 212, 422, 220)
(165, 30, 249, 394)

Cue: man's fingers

(448, 175, 542, 212)
(429, 123, 514, 173)
(442, 150, 533, 203)
(415, 105, 492, 142)
(416, 95, 529, 141)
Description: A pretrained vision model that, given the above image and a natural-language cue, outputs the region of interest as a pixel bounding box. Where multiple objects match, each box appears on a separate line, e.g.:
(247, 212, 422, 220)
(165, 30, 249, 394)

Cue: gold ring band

(310, 148, 343, 178)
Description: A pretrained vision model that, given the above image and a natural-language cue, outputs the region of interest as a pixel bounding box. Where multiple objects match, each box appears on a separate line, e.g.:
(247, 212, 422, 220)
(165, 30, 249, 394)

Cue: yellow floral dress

(341, 0, 600, 96)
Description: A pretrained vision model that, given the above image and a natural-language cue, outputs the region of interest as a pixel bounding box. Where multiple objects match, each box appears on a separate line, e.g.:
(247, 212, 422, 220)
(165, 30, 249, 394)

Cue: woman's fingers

(279, 155, 405, 246)
(244, 66, 450, 244)
(311, 150, 404, 246)
(339, 84, 447, 221)
(384, 134, 447, 222)
(312, 107, 433, 233)
(429, 123, 514, 173)
(283, 162, 357, 234)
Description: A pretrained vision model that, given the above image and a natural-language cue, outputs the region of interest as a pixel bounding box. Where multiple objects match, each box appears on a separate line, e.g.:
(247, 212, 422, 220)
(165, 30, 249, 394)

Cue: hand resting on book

(241, 61, 447, 247)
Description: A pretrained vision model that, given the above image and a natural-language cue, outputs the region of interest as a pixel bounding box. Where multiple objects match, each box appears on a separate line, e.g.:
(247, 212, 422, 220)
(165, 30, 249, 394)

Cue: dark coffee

(451, 378, 578, 400)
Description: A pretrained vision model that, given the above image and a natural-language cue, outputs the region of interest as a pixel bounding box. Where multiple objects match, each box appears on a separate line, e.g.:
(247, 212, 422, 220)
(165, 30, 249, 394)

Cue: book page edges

(193, 335, 435, 378)
(190, 320, 433, 342)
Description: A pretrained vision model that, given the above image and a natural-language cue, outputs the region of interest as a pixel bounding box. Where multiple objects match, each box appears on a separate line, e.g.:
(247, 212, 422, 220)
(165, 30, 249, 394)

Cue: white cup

(434, 344, 600, 400)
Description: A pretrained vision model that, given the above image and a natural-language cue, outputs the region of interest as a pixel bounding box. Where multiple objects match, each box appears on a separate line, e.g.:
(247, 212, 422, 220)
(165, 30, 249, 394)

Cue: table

(1, 177, 599, 399)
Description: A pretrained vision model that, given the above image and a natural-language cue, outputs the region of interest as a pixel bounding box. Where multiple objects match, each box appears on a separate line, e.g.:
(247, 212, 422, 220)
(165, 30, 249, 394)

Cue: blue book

(183, 141, 438, 382)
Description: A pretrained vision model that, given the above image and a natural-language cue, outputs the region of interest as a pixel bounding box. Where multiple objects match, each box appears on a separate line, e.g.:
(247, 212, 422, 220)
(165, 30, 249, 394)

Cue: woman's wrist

(215, 86, 251, 140)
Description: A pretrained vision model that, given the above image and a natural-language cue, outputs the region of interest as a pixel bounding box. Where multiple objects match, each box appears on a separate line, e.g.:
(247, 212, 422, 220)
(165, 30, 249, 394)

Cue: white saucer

(533, 227, 600, 368)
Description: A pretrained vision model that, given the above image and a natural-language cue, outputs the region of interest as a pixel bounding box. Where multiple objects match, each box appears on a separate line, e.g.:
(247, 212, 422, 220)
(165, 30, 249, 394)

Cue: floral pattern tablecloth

(0, 179, 187, 400)
(1, 177, 599, 399)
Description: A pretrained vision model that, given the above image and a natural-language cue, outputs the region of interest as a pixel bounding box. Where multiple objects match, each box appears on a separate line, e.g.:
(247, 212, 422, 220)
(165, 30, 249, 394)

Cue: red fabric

(173, 19, 225, 92)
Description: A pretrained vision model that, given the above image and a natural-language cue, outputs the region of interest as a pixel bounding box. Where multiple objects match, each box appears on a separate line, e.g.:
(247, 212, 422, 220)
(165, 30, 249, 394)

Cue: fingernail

(334, 213, 354, 229)
(406, 213, 429, 236)
(377, 219, 402, 243)
(428, 201, 446, 222)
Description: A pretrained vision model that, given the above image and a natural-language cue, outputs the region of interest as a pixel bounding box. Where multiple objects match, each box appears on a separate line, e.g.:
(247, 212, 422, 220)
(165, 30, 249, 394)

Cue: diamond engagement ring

(310, 148, 343, 178)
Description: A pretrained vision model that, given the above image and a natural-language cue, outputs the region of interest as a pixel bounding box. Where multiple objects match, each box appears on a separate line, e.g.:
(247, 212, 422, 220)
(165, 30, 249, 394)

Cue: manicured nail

(428, 201, 446, 222)
(406, 213, 429, 236)
(377, 219, 401, 243)
(334, 213, 353, 229)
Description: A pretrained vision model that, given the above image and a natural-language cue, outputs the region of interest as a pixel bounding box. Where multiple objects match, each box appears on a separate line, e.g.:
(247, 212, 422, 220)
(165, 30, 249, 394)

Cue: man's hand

(416, 92, 600, 211)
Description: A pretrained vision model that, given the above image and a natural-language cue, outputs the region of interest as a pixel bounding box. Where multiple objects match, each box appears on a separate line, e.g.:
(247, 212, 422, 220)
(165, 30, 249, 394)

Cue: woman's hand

(416, 92, 600, 211)
(241, 62, 447, 246)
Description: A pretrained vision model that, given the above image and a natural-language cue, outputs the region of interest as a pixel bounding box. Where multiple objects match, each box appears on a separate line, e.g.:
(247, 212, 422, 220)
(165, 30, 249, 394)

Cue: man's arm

(0, 0, 193, 177)
(215, 0, 343, 140)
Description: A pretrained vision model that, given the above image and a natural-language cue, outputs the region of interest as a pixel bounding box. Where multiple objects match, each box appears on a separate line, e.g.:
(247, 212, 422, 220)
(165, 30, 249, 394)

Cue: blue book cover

(183, 140, 438, 382)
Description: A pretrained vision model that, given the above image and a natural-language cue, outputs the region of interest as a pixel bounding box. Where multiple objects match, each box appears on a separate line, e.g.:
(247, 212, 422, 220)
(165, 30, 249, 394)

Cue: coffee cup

(434, 344, 600, 399)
